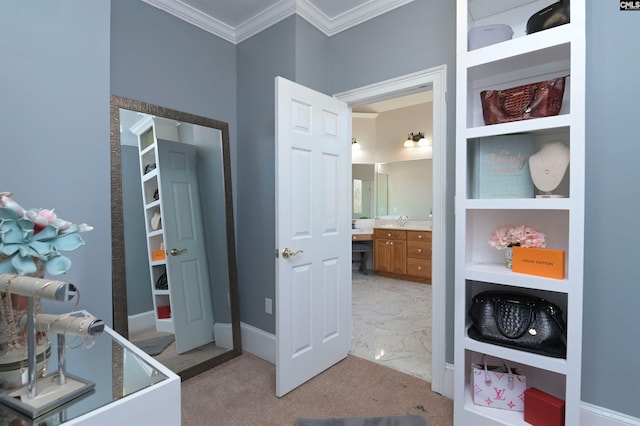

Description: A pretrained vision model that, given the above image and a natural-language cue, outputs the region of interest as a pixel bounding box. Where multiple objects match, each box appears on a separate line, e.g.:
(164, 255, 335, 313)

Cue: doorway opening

(335, 65, 447, 395)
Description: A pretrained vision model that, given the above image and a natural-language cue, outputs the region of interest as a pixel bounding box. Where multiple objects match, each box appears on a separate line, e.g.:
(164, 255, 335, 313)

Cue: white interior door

(275, 76, 352, 397)
(158, 139, 215, 354)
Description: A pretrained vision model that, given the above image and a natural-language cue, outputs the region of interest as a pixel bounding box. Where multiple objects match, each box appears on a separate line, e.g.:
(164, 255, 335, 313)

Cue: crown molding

(141, 0, 237, 43)
(142, 0, 414, 44)
(234, 1, 296, 44)
(296, 0, 414, 36)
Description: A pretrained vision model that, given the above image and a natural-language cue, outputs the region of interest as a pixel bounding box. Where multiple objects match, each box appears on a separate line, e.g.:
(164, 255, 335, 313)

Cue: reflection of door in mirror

(112, 96, 241, 380)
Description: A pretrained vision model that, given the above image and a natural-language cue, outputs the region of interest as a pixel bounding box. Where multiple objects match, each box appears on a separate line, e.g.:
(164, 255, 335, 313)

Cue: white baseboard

(240, 322, 275, 364)
(581, 403, 640, 426)
(443, 363, 455, 399)
(127, 310, 155, 334)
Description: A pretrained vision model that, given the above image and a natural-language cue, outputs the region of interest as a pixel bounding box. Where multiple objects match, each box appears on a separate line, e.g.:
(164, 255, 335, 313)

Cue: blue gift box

(469, 134, 534, 199)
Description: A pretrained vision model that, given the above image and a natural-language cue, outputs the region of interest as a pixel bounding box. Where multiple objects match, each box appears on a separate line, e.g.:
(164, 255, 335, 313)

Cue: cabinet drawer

(374, 229, 406, 240)
(407, 258, 431, 278)
(407, 241, 431, 259)
(352, 233, 373, 241)
(407, 231, 431, 242)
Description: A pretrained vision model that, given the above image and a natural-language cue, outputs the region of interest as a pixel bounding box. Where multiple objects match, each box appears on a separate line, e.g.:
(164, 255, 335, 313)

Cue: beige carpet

(181, 353, 453, 426)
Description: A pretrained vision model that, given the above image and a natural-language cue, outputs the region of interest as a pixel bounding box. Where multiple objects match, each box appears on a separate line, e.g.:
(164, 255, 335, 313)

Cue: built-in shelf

(454, 1, 585, 424)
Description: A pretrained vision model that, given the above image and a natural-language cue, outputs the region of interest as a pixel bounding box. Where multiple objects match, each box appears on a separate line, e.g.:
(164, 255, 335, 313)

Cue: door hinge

(275, 249, 279, 258)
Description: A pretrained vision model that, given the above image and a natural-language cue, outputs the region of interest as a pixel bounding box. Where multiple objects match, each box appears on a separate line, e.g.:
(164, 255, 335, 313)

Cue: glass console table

(0, 317, 180, 425)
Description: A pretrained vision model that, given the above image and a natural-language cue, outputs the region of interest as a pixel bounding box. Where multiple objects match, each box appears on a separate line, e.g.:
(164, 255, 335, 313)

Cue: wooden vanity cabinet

(373, 229, 407, 276)
(406, 231, 432, 282)
(373, 229, 431, 284)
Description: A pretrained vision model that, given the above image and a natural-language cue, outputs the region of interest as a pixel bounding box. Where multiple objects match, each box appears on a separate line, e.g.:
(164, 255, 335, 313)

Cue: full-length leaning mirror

(110, 95, 241, 380)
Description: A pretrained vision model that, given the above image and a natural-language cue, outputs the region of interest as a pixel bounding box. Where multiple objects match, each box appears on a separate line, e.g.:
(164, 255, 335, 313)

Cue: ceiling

(142, 0, 414, 44)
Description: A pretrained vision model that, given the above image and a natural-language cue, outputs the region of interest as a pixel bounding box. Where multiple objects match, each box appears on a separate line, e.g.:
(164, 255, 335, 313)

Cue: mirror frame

(110, 95, 242, 380)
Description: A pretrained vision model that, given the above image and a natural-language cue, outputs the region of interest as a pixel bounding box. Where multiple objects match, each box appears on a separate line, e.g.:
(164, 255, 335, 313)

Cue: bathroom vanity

(372, 226, 432, 284)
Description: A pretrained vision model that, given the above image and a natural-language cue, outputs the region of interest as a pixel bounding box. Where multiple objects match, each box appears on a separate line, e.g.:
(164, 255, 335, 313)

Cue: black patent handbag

(526, 0, 570, 35)
(468, 291, 567, 358)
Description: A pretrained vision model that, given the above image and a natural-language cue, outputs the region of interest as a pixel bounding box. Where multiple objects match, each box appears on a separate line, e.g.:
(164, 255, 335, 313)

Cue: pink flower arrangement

(488, 224, 545, 250)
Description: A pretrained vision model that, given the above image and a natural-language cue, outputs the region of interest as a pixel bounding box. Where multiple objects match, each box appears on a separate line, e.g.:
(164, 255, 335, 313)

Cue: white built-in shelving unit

(454, 1, 585, 424)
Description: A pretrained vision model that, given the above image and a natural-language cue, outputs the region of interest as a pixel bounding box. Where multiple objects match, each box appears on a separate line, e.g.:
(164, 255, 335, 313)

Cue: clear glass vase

(505, 246, 514, 269)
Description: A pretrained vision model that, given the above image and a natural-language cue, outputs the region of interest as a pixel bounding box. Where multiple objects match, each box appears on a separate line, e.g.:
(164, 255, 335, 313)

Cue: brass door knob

(170, 248, 187, 256)
(282, 247, 303, 259)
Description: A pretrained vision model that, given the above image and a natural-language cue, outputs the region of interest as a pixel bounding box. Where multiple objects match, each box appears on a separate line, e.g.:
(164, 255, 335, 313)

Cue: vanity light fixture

(352, 138, 361, 150)
(403, 132, 430, 148)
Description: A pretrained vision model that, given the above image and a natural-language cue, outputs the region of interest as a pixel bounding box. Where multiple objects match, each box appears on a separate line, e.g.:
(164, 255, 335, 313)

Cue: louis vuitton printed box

(469, 134, 534, 199)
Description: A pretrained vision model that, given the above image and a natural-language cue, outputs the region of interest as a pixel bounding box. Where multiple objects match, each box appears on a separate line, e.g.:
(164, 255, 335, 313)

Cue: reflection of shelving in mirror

(139, 127, 154, 151)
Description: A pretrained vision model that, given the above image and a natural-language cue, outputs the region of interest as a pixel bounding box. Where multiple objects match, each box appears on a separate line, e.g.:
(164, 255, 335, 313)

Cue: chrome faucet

(397, 215, 408, 227)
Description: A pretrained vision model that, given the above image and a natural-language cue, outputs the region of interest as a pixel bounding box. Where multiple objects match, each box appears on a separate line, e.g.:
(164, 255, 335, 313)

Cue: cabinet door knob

(418, 235, 423, 239)
(418, 248, 422, 253)
(418, 266, 422, 270)
(387, 233, 392, 237)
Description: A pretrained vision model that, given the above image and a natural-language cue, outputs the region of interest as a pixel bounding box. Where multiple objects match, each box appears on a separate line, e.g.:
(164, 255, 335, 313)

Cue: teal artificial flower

(0, 192, 93, 276)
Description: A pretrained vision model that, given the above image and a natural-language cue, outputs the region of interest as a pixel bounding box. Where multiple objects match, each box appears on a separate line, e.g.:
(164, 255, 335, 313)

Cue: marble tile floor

(350, 271, 432, 383)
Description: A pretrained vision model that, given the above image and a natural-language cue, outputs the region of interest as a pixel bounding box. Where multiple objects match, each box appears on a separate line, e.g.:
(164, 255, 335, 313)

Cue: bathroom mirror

(110, 95, 241, 380)
(375, 159, 432, 220)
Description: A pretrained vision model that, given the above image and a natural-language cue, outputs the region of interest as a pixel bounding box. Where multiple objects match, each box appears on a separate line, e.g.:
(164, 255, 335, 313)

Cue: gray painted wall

(0, 1, 112, 322)
(294, 17, 330, 94)
(582, 2, 640, 417)
(2, 0, 639, 419)
(236, 17, 297, 334)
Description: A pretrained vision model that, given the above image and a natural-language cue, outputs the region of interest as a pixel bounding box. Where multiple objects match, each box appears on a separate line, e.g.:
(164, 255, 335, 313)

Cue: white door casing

(335, 65, 448, 396)
(275, 76, 352, 397)
(158, 139, 215, 354)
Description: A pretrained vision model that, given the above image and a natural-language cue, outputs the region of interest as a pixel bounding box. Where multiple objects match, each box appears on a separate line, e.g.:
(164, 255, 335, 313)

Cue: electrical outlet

(265, 298, 272, 315)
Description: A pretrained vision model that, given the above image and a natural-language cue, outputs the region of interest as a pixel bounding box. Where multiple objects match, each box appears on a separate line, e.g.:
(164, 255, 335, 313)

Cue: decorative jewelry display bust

(528, 141, 569, 197)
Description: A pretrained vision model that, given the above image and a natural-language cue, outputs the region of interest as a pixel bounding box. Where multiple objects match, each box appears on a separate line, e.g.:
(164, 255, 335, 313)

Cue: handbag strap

(481, 354, 517, 390)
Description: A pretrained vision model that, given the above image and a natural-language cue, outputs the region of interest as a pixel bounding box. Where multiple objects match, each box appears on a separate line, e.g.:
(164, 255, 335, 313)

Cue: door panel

(275, 76, 351, 397)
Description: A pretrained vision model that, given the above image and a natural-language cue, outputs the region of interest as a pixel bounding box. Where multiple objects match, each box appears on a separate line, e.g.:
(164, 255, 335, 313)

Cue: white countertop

(352, 228, 373, 235)
(352, 219, 432, 234)
(374, 224, 432, 231)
